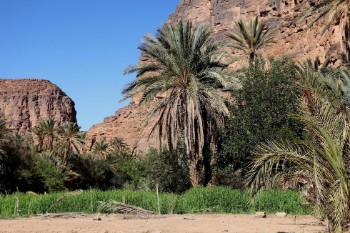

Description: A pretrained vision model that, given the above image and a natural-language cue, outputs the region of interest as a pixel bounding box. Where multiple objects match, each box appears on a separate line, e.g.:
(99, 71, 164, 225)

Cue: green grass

(0, 188, 313, 218)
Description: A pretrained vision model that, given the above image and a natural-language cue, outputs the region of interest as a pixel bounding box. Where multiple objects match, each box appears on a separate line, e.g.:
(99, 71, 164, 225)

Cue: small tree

(227, 17, 275, 63)
(91, 140, 110, 160)
(32, 118, 59, 152)
(145, 146, 191, 194)
(56, 122, 85, 163)
(109, 137, 129, 157)
(217, 58, 302, 174)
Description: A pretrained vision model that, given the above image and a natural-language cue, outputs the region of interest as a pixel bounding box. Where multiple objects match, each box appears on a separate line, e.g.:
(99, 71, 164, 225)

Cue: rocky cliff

(169, 0, 341, 63)
(87, 0, 342, 153)
(0, 79, 77, 132)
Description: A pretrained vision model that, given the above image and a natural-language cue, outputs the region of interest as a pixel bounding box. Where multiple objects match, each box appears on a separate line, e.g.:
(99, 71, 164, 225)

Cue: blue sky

(0, 0, 178, 130)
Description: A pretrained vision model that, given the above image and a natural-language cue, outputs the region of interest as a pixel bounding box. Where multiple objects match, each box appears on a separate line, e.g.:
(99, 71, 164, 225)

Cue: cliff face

(87, 103, 158, 153)
(169, 0, 341, 63)
(0, 79, 77, 132)
(87, 0, 342, 153)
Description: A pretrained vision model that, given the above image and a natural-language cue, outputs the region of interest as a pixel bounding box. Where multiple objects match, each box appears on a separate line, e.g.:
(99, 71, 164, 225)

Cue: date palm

(57, 122, 85, 163)
(227, 17, 275, 63)
(0, 118, 9, 160)
(32, 118, 59, 152)
(91, 140, 109, 160)
(109, 137, 129, 157)
(297, 57, 350, 112)
(247, 67, 350, 232)
(300, 0, 350, 33)
(300, 0, 350, 60)
(123, 21, 235, 186)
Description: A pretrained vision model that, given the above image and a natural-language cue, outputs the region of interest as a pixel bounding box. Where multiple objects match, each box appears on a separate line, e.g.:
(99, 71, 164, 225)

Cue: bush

(20, 156, 65, 193)
(145, 148, 191, 194)
(67, 154, 129, 190)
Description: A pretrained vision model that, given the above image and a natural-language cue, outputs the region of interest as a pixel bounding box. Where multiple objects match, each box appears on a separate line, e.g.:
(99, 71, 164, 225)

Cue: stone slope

(0, 79, 77, 132)
(87, 0, 342, 153)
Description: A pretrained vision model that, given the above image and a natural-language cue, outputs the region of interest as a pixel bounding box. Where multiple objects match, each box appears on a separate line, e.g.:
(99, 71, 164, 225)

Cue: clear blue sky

(0, 0, 178, 130)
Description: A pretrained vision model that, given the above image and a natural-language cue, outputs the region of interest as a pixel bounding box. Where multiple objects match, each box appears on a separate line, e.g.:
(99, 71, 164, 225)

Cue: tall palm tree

(91, 140, 109, 160)
(57, 122, 86, 163)
(33, 118, 59, 152)
(227, 17, 275, 63)
(123, 21, 236, 186)
(109, 137, 129, 157)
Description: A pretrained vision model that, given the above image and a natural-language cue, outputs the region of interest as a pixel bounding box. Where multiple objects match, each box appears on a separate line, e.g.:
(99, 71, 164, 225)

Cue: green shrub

(217, 58, 303, 173)
(68, 154, 129, 190)
(20, 157, 65, 193)
(145, 148, 191, 194)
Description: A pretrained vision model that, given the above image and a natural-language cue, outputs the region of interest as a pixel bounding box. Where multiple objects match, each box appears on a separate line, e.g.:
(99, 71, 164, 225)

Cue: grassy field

(0, 187, 313, 218)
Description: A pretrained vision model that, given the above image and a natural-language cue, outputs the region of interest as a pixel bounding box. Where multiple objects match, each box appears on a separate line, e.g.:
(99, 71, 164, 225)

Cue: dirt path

(0, 214, 325, 233)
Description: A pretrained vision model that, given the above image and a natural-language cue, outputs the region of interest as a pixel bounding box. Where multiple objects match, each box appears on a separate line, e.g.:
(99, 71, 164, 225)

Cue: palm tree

(109, 137, 129, 157)
(8, 133, 25, 148)
(300, 0, 350, 34)
(247, 66, 350, 232)
(32, 118, 59, 152)
(300, 0, 350, 60)
(227, 17, 275, 63)
(32, 126, 44, 151)
(123, 21, 236, 186)
(57, 122, 85, 163)
(0, 118, 9, 157)
(0, 118, 9, 139)
(247, 99, 350, 232)
(91, 140, 109, 160)
(296, 58, 350, 113)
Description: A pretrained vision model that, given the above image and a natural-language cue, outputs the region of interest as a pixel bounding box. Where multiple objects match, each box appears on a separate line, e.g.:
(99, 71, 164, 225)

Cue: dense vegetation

(217, 58, 303, 175)
(0, 188, 311, 218)
(2, 0, 350, 231)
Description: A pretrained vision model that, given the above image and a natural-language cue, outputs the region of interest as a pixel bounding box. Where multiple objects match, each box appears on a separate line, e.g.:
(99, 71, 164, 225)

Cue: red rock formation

(87, 102, 159, 154)
(169, 0, 342, 63)
(86, 0, 342, 154)
(0, 79, 76, 132)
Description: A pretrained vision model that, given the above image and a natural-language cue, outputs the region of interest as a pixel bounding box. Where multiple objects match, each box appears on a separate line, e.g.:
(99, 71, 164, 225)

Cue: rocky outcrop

(87, 103, 159, 153)
(0, 79, 77, 132)
(87, 0, 342, 153)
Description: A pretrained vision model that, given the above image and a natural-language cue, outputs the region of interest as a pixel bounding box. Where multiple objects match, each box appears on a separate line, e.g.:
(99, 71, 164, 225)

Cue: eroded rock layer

(87, 0, 342, 153)
(0, 79, 77, 132)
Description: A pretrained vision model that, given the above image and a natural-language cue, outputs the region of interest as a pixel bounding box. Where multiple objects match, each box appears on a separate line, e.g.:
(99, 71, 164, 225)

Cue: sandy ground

(0, 214, 325, 233)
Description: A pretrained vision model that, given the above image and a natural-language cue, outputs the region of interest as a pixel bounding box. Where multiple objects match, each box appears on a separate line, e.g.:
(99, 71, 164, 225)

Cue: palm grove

(1, 1, 350, 232)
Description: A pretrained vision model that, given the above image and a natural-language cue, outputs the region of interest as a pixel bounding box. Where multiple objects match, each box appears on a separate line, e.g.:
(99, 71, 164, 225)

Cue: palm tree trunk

(189, 148, 201, 186)
(249, 52, 255, 64)
(189, 160, 200, 186)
